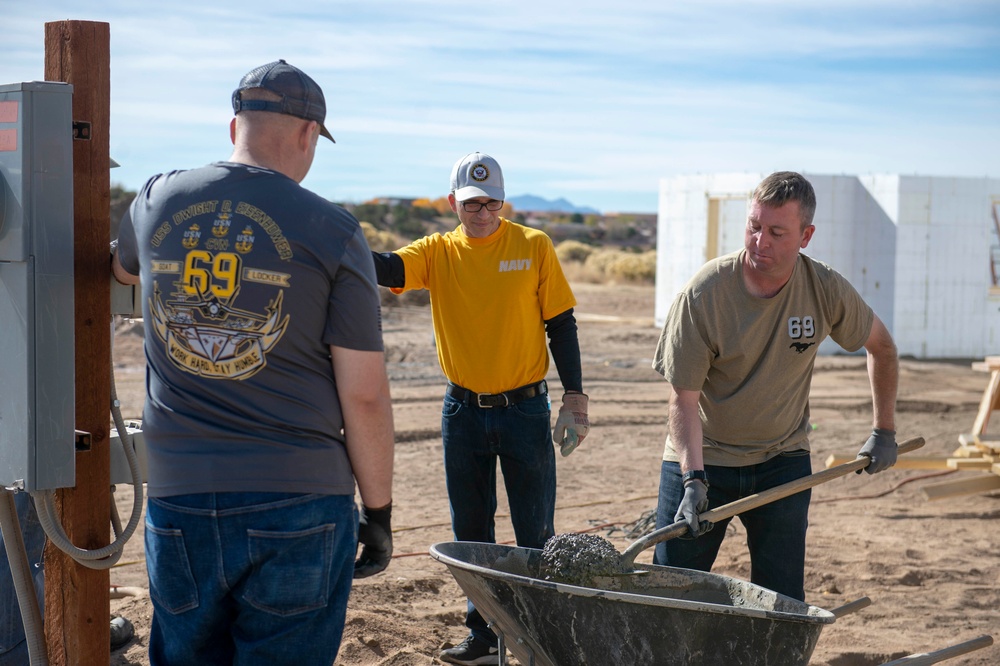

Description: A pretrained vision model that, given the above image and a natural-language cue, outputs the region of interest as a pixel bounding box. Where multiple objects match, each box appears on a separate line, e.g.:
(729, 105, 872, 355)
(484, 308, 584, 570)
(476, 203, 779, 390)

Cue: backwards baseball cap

(450, 152, 505, 202)
(232, 59, 335, 143)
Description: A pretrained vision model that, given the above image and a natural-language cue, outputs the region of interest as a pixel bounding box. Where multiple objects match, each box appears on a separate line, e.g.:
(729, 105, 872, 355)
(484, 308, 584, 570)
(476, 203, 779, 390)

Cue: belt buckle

(477, 392, 509, 408)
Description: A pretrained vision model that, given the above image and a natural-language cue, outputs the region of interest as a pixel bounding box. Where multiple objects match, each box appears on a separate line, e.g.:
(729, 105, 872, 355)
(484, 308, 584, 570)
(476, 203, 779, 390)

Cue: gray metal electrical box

(0, 81, 76, 491)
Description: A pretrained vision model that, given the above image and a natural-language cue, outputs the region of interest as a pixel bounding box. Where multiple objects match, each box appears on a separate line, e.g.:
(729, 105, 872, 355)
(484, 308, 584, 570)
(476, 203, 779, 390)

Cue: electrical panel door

(0, 81, 76, 491)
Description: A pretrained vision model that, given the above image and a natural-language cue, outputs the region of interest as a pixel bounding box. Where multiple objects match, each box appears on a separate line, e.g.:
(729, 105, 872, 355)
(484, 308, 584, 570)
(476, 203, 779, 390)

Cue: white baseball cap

(450, 152, 505, 202)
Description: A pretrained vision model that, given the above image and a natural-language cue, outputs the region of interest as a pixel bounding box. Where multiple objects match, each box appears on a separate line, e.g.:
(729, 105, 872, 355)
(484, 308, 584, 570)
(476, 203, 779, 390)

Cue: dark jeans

(652, 449, 812, 601)
(145, 492, 357, 666)
(442, 388, 556, 646)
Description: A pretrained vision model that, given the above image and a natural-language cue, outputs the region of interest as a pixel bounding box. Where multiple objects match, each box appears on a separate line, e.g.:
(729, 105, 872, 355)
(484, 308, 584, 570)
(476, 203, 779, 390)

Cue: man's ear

(300, 120, 320, 152)
(800, 224, 815, 249)
(230, 118, 237, 145)
(448, 193, 458, 213)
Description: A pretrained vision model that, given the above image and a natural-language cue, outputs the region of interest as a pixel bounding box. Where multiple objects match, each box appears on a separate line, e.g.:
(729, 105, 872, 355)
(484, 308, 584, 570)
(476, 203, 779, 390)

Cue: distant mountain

(508, 194, 599, 215)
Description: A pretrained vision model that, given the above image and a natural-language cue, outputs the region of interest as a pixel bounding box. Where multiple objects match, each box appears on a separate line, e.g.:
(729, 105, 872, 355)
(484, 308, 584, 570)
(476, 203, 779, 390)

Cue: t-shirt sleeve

(391, 236, 432, 294)
(652, 291, 714, 390)
(116, 204, 140, 276)
(116, 174, 166, 276)
(537, 235, 576, 320)
(323, 227, 384, 352)
(826, 272, 874, 353)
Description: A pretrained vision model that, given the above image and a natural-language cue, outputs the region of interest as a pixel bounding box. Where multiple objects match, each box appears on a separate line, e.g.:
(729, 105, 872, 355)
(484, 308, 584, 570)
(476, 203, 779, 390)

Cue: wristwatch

(682, 470, 708, 486)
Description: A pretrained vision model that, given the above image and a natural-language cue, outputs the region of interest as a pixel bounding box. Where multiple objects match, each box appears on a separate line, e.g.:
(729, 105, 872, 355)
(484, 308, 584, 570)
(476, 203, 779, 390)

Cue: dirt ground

(106, 281, 999, 665)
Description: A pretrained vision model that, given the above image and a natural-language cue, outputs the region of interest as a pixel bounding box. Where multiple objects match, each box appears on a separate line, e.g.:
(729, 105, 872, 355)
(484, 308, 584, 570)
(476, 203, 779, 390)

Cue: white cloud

(2, 0, 997, 212)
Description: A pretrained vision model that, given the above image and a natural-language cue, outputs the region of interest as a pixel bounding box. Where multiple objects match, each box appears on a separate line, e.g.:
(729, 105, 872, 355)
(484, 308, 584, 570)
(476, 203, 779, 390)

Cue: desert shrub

(582, 248, 622, 275)
(604, 250, 657, 283)
(559, 247, 657, 284)
(555, 240, 595, 263)
(361, 221, 402, 252)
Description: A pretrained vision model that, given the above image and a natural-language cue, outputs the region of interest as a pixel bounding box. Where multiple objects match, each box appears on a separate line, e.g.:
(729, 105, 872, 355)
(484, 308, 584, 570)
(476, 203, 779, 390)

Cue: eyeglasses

(460, 199, 504, 213)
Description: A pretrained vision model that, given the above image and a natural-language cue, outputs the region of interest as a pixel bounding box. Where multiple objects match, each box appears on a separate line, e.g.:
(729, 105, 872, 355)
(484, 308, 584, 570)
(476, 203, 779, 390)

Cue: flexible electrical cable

(31, 362, 144, 569)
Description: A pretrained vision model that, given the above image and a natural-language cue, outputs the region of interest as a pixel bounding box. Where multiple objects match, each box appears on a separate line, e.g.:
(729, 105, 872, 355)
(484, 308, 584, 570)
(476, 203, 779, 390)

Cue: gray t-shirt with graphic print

(653, 250, 873, 467)
(117, 162, 383, 497)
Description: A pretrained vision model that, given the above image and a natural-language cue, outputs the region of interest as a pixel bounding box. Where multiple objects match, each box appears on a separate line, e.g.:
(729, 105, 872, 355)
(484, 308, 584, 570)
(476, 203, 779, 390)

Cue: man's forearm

(668, 388, 705, 473)
(864, 316, 898, 431)
(370, 251, 405, 289)
(867, 350, 898, 431)
(546, 309, 583, 393)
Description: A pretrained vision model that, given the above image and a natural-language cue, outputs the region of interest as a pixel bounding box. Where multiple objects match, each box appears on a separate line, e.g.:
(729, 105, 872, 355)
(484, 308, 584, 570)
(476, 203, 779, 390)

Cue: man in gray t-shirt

(651, 171, 899, 602)
(113, 60, 394, 665)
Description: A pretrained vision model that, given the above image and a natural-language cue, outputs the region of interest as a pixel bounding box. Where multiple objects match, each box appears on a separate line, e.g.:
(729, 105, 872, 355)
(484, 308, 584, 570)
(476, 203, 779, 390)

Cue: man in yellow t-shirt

(652, 171, 899, 603)
(372, 152, 588, 665)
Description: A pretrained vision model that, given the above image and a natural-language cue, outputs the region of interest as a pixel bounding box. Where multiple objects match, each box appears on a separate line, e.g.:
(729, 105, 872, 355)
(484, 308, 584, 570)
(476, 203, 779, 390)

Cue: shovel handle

(620, 436, 925, 567)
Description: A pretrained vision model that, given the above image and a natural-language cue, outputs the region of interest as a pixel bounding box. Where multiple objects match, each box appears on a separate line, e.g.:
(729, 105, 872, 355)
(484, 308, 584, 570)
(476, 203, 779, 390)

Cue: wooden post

(43, 20, 112, 665)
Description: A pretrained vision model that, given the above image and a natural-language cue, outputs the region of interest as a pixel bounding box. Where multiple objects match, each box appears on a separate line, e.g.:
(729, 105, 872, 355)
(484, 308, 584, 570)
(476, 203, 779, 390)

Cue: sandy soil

(106, 282, 999, 665)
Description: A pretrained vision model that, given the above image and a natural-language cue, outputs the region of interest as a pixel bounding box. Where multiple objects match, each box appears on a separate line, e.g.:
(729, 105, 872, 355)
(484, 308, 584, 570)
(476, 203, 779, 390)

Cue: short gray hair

(751, 171, 816, 228)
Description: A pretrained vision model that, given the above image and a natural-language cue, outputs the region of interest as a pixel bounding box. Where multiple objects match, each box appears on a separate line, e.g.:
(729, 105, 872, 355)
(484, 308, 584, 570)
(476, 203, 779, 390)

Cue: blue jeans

(442, 388, 556, 646)
(652, 449, 812, 601)
(0, 492, 45, 665)
(145, 492, 357, 666)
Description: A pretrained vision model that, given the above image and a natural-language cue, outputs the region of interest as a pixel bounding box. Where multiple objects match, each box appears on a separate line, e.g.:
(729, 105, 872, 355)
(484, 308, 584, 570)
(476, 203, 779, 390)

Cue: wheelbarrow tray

(431, 541, 835, 666)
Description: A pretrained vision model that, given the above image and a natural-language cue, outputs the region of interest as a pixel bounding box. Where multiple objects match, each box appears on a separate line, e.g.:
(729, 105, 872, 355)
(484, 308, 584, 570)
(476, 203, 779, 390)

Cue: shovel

(618, 436, 925, 569)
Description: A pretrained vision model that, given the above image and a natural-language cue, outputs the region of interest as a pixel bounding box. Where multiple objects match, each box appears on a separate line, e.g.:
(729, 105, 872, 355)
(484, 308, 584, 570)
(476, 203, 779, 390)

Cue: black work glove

(354, 502, 393, 579)
(674, 479, 713, 537)
(857, 428, 897, 474)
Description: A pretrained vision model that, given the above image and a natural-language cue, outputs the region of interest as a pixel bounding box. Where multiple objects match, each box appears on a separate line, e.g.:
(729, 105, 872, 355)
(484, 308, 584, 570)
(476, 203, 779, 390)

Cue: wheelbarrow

(430, 436, 993, 664)
(431, 540, 835, 665)
(430, 543, 993, 665)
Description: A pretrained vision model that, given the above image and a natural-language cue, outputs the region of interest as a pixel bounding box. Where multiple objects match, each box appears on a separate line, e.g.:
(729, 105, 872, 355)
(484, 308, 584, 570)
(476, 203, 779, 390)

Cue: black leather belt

(446, 380, 547, 408)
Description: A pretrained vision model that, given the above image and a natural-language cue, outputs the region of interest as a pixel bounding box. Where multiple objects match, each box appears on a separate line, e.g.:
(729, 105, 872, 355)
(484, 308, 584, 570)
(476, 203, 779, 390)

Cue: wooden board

(921, 474, 1000, 501)
(970, 368, 1000, 436)
(947, 458, 995, 471)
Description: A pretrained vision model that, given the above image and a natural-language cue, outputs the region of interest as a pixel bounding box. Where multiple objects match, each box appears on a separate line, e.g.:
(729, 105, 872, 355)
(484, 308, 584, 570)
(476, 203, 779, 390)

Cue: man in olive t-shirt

(651, 171, 899, 601)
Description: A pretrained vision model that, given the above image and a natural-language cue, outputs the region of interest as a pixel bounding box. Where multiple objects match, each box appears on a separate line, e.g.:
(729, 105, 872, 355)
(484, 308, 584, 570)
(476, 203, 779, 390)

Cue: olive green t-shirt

(652, 250, 873, 466)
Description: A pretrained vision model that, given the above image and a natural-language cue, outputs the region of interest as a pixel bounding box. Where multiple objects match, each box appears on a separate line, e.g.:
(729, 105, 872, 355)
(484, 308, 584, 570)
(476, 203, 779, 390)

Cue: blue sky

(5, 1, 999, 213)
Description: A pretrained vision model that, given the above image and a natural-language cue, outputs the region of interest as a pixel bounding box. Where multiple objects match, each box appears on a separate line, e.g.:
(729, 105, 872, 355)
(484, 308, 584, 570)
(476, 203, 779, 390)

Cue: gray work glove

(554, 392, 590, 456)
(857, 428, 897, 474)
(354, 502, 393, 578)
(675, 479, 713, 537)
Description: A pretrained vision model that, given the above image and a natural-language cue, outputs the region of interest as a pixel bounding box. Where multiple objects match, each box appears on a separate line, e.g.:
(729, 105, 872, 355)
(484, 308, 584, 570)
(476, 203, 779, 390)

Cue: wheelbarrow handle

(829, 596, 872, 619)
(877, 634, 993, 665)
(620, 436, 925, 567)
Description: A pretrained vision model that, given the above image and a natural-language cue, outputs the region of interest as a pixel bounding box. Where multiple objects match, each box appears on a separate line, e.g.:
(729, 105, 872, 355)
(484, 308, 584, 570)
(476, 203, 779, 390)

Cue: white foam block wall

(656, 173, 1000, 359)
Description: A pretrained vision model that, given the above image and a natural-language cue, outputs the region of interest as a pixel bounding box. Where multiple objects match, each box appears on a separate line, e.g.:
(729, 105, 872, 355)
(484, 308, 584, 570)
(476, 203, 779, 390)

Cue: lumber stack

(921, 356, 1000, 500)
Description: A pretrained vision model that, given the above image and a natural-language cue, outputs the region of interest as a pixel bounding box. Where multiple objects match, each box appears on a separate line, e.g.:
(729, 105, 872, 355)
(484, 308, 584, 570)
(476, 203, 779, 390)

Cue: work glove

(553, 392, 590, 456)
(856, 428, 897, 475)
(675, 479, 713, 537)
(354, 502, 393, 578)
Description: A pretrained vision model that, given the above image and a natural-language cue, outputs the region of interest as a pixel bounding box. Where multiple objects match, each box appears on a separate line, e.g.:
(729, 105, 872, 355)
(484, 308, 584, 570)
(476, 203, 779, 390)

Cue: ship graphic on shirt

(151, 283, 288, 380)
(149, 244, 289, 380)
(148, 203, 293, 380)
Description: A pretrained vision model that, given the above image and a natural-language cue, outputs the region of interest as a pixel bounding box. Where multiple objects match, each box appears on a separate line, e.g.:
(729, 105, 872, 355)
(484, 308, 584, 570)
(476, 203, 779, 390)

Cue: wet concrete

(540, 533, 626, 586)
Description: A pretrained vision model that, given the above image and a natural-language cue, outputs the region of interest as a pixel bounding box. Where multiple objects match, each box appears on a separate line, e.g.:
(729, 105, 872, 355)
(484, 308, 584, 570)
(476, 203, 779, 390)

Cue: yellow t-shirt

(393, 218, 576, 394)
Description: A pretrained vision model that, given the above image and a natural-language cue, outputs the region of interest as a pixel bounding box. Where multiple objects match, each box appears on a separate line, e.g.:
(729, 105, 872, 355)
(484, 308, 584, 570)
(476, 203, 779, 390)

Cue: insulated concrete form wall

(859, 175, 1000, 358)
(655, 173, 1000, 359)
